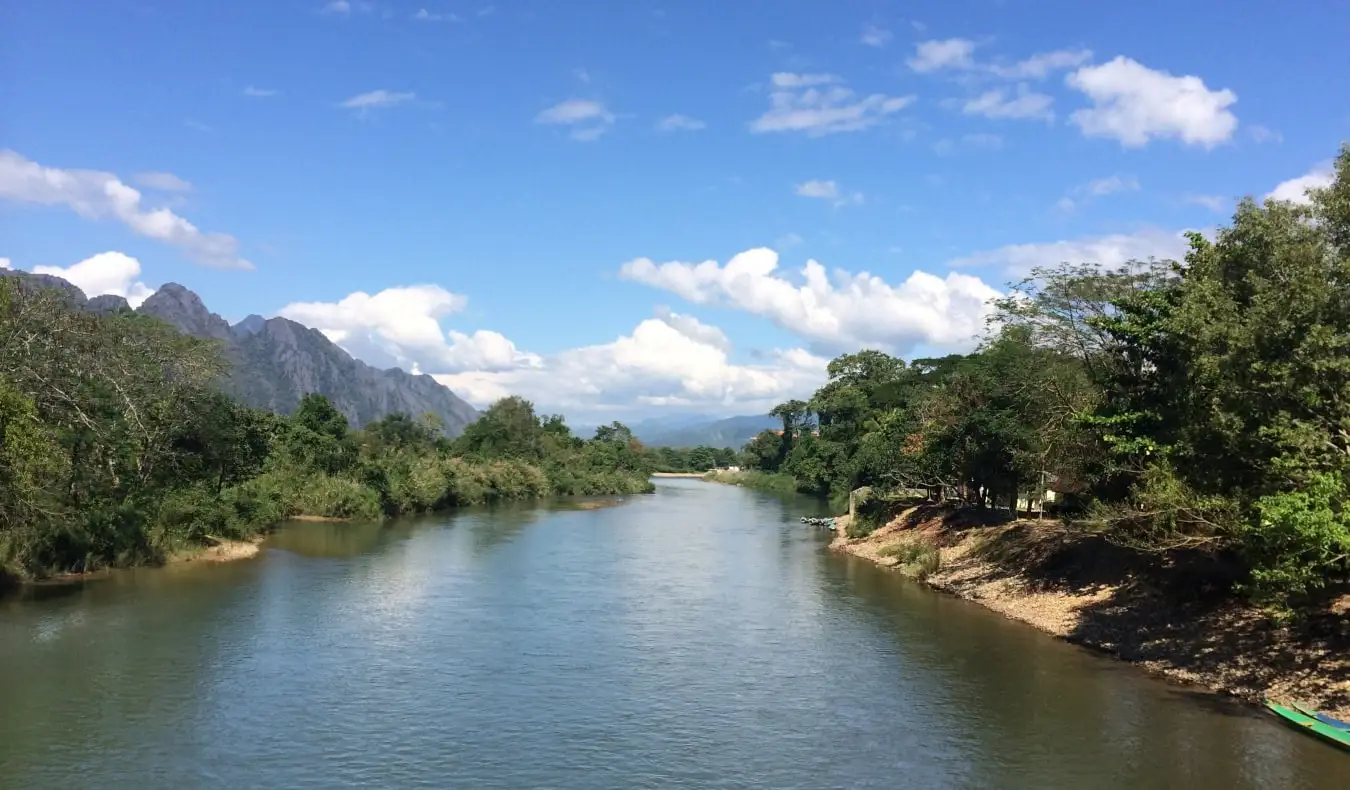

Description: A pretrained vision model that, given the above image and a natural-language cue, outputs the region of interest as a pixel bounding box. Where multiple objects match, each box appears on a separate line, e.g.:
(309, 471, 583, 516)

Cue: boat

(1265, 701, 1350, 751)
(1293, 703, 1350, 731)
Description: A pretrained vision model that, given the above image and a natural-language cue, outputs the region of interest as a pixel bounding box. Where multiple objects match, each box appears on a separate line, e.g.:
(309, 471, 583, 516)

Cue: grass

(877, 540, 942, 580)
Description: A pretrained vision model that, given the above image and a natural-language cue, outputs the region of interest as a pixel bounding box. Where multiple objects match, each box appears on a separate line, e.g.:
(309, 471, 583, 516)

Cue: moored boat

(1292, 703, 1350, 731)
(1265, 701, 1350, 752)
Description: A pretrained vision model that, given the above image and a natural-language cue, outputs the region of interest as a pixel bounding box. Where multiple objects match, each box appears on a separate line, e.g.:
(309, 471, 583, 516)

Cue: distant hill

(2, 271, 479, 437)
(644, 414, 780, 449)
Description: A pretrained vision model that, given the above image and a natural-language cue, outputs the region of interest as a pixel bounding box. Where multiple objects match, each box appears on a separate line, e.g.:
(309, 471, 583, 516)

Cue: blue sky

(2, 0, 1347, 421)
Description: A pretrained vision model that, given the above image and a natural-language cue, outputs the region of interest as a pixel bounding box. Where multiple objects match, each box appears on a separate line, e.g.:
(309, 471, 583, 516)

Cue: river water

(1, 478, 1346, 789)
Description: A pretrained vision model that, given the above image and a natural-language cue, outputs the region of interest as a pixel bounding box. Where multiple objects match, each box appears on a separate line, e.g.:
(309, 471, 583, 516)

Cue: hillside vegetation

(737, 144, 1350, 608)
(0, 282, 653, 582)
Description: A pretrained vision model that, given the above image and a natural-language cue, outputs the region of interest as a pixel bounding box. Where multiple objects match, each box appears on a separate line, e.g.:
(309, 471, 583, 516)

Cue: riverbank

(831, 505, 1350, 720)
(650, 472, 709, 478)
(703, 469, 800, 495)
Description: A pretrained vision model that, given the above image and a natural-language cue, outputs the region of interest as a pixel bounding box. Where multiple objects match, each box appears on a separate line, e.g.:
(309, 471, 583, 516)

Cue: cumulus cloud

(911, 40, 1089, 80)
(413, 8, 459, 21)
(1056, 174, 1140, 212)
(276, 281, 828, 415)
(908, 38, 977, 72)
(31, 251, 155, 307)
(794, 179, 863, 207)
(794, 180, 838, 199)
(934, 133, 1004, 155)
(0, 257, 11, 269)
(432, 311, 829, 415)
(279, 284, 467, 356)
(340, 90, 416, 115)
(134, 171, 193, 192)
(0, 150, 251, 270)
(1186, 194, 1228, 212)
(1266, 164, 1334, 206)
(535, 99, 616, 141)
(656, 114, 706, 132)
(619, 247, 1001, 355)
(1066, 57, 1238, 148)
(860, 24, 892, 48)
(750, 73, 915, 136)
(948, 227, 1192, 277)
(957, 83, 1054, 121)
(321, 0, 372, 14)
(989, 49, 1092, 79)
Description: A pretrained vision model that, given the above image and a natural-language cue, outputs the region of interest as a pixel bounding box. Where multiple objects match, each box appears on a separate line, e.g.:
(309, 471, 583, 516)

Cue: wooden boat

(1265, 701, 1350, 751)
(1293, 703, 1350, 731)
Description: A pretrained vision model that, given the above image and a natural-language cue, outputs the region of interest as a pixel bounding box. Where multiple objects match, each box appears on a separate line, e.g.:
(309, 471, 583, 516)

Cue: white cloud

(794, 179, 839, 199)
(770, 72, 839, 88)
(861, 24, 892, 48)
(1249, 125, 1282, 144)
(794, 179, 863, 207)
(413, 8, 459, 21)
(279, 282, 828, 415)
(751, 73, 915, 136)
(989, 49, 1092, 79)
(432, 311, 829, 416)
(1266, 164, 1334, 206)
(908, 38, 977, 73)
(340, 90, 416, 114)
(1185, 194, 1228, 212)
(962, 132, 1003, 149)
(656, 114, 706, 132)
(321, 0, 372, 14)
(134, 171, 193, 192)
(280, 284, 467, 354)
(910, 40, 1089, 80)
(1066, 57, 1238, 148)
(948, 227, 1192, 277)
(1084, 175, 1139, 196)
(958, 83, 1054, 121)
(535, 99, 616, 141)
(242, 86, 279, 98)
(0, 150, 251, 270)
(619, 247, 1001, 355)
(1055, 175, 1140, 213)
(0, 257, 11, 270)
(934, 133, 1004, 155)
(31, 251, 155, 307)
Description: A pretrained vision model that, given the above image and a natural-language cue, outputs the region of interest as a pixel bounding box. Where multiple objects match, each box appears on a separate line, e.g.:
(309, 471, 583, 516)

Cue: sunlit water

(2, 479, 1347, 788)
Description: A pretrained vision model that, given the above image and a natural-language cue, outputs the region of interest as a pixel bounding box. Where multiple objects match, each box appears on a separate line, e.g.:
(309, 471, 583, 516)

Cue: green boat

(1266, 701, 1350, 752)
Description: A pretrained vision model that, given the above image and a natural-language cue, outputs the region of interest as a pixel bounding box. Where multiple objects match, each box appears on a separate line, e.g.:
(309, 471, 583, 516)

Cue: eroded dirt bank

(831, 505, 1350, 720)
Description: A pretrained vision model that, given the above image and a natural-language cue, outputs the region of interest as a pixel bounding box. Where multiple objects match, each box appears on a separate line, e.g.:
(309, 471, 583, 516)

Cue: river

(1, 478, 1346, 788)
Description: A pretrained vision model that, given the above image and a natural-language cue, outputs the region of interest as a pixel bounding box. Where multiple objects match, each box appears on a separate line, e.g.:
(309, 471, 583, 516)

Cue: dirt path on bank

(830, 507, 1350, 720)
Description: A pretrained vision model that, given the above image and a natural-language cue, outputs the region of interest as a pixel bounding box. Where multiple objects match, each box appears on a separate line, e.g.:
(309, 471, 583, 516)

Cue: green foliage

(748, 143, 1350, 606)
(1244, 474, 1350, 602)
(0, 279, 655, 581)
(706, 469, 800, 495)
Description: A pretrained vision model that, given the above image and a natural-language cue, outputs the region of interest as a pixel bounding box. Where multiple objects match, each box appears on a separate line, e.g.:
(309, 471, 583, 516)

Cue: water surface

(2, 479, 1346, 788)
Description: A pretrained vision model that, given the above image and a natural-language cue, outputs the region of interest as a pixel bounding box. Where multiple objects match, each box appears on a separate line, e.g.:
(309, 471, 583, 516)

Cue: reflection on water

(0, 479, 1346, 789)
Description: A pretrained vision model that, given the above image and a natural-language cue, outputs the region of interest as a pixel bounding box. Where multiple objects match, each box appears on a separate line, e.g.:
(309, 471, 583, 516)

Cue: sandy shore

(831, 506, 1350, 720)
(170, 534, 266, 564)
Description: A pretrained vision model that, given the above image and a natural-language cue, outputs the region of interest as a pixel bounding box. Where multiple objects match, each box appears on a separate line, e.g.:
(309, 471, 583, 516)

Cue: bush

(1244, 474, 1350, 604)
(291, 474, 384, 520)
(878, 541, 941, 579)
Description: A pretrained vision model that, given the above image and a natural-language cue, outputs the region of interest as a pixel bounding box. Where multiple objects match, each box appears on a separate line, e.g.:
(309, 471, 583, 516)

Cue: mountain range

(2, 271, 479, 437)
(636, 414, 780, 449)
